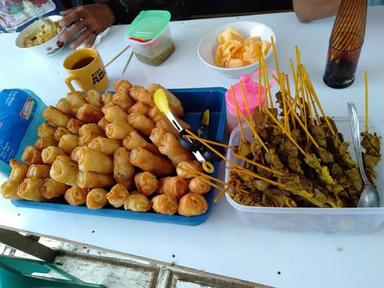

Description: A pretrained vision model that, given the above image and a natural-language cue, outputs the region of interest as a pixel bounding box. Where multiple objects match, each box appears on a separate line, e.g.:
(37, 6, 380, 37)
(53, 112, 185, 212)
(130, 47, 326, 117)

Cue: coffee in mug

(63, 48, 109, 92)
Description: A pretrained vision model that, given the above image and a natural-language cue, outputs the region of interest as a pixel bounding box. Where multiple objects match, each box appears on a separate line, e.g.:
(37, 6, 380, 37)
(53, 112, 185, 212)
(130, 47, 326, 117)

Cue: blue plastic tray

(12, 87, 227, 226)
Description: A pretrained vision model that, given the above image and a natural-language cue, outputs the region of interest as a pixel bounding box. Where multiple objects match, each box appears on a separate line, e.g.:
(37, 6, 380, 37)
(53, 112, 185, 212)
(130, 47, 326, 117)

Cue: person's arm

(292, 0, 342, 22)
(58, 0, 142, 48)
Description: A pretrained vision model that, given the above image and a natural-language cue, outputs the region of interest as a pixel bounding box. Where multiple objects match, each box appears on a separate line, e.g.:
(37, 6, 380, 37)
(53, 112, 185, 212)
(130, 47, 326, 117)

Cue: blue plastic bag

(0, 89, 46, 175)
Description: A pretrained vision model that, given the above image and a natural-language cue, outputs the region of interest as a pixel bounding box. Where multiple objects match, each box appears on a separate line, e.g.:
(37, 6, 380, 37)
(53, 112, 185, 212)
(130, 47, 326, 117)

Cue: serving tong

(154, 89, 222, 173)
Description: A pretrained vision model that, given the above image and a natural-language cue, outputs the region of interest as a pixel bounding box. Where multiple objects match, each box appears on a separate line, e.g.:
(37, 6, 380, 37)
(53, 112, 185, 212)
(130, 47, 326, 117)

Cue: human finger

(59, 9, 84, 28)
(59, 20, 87, 43)
(59, 8, 76, 16)
(84, 32, 97, 48)
(69, 30, 93, 49)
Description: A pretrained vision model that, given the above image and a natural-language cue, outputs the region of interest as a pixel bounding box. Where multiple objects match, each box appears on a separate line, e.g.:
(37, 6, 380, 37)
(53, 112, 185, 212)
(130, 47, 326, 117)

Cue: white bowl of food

(197, 21, 276, 79)
(15, 15, 65, 57)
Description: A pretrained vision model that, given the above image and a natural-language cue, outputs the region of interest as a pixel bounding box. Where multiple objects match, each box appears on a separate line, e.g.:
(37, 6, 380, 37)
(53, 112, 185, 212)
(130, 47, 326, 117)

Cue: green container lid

(126, 10, 171, 41)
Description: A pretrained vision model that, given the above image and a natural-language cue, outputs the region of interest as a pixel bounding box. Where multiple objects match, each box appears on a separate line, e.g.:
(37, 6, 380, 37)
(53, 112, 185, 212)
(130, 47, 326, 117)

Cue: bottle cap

(125, 10, 171, 42)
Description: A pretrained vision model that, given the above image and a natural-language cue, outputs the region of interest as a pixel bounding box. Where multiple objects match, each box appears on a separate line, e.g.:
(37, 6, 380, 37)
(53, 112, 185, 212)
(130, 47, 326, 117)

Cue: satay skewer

(239, 111, 269, 153)
(230, 86, 269, 153)
(230, 167, 288, 189)
(285, 97, 320, 149)
(238, 78, 270, 153)
(232, 153, 285, 176)
(264, 108, 307, 157)
(185, 129, 277, 178)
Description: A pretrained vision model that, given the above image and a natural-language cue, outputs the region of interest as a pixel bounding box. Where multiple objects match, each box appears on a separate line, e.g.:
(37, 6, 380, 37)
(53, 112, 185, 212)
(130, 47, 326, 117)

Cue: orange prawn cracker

(215, 28, 271, 68)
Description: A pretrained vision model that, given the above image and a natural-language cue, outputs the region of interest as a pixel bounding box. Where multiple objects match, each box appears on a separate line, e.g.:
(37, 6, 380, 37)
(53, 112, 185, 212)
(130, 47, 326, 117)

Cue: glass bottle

(323, 0, 367, 89)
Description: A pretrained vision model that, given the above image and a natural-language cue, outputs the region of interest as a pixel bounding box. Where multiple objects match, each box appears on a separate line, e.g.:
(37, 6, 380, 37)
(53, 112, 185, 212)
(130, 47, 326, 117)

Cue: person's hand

(59, 4, 115, 48)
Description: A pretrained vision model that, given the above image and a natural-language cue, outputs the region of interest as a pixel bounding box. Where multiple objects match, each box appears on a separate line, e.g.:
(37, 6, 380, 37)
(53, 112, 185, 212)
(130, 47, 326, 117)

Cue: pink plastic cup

(225, 68, 276, 132)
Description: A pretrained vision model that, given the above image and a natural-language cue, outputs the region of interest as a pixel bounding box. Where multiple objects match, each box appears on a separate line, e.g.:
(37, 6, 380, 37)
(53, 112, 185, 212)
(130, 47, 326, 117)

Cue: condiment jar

(126, 10, 175, 66)
(323, 0, 367, 88)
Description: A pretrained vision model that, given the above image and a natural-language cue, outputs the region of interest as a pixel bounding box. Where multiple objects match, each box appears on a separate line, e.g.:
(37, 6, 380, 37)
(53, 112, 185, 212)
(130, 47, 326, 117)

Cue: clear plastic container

(126, 10, 175, 66)
(225, 117, 384, 233)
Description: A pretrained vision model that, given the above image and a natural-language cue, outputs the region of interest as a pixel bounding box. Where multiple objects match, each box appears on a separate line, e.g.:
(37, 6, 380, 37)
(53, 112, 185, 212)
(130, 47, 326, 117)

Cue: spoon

(347, 102, 380, 207)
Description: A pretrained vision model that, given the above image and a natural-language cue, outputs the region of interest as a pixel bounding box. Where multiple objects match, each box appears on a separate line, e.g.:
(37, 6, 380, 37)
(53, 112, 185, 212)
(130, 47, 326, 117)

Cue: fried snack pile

(227, 64, 381, 208)
(215, 27, 271, 68)
(0, 81, 211, 217)
(23, 20, 62, 47)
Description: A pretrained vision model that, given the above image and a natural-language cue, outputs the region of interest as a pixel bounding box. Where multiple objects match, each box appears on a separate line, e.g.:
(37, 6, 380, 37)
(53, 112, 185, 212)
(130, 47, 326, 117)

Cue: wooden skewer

(295, 46, 301, 67)
(304, 84, 314, 126)
(264, 62, 274, 109)
(285, 97, 320, 149)
(238, 109, 270, 153)
(289, 59, 298, 88)
(258, 46, 263, 111)
(214, 185, 230, 203)
(230, 85, 246, 142)
(185, 129, 235, 165)
(195, 175, 226, 194)
(302, 69, 336, 136)
(184, 168, 226, 185)
(197, 138, 235, 150)
(232, 153, 285, 176)
(122, 50, 134, 75)
(306, 84, 321, 124)
(264, 108, 307, 156)
(239, 79, 254, 124)
(284, 74, 296, 129)
(272, 74, 280, 83)
(280, 73, 289, 133)
(185, 129, 267, 179)
(105, 44, 130, 67)
(231, 82, 269, 153)
(239, 79, 271, 152)
(271, 36, 280, 76)
(231, 167, 287, 189)
(365, 70, 369, 134)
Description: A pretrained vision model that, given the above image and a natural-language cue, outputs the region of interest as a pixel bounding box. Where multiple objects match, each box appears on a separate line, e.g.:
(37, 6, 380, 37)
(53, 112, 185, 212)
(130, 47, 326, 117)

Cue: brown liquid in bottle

(71, 56, 95, 70)
(323, 0, 367, 89)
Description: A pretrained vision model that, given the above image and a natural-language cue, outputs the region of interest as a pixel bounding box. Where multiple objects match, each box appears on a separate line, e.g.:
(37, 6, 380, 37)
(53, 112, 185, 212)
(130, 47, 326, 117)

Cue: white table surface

(1, 7, 384, 288)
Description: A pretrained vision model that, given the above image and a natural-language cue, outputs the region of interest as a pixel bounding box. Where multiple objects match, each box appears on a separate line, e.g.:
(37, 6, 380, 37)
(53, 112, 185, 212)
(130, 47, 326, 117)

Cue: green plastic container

(126, 10, 175, 66)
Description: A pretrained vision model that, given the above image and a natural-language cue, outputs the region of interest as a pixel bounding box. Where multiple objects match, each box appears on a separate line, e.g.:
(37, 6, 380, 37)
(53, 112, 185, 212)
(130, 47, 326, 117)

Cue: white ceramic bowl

(197, 21, 276, 79)
(15, 15, 65, 57)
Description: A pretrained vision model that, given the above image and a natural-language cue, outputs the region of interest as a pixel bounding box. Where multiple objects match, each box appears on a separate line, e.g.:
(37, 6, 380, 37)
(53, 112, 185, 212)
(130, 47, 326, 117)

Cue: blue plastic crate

(12, 87, 227, 226)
